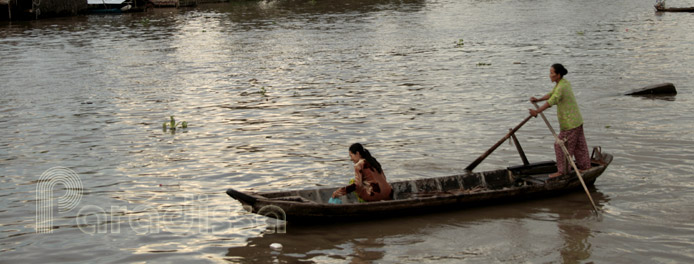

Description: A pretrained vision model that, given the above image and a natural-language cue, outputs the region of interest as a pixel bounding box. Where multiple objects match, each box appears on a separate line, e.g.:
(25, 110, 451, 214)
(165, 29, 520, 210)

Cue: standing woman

(332, 143, 393, 202)
(529, 64, 591, 178)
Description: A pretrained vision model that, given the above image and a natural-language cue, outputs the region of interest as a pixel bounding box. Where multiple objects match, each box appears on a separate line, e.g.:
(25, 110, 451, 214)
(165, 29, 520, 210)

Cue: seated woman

(331, 143, 393, 202)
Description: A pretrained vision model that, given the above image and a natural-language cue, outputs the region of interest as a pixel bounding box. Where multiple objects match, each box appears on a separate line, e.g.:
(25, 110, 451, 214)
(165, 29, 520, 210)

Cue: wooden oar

(465, 114, 533, 172)
(531, 102, 600, 214)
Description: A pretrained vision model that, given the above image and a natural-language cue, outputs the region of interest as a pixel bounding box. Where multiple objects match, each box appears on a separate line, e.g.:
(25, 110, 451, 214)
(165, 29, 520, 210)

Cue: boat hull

(227, 152, 612, 223)
(655, 6, 694, 12)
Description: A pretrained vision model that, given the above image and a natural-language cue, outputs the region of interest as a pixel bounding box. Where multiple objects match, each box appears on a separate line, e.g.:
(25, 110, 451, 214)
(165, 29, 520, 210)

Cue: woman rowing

(529, 64, 591, 178)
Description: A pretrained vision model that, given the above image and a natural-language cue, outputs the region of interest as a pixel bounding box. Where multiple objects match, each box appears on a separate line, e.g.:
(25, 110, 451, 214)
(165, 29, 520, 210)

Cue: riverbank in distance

(0, 0, 230, 21)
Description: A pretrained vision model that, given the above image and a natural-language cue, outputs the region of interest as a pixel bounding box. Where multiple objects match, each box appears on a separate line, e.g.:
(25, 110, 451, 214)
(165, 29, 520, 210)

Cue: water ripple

(1, 0, 694, 263)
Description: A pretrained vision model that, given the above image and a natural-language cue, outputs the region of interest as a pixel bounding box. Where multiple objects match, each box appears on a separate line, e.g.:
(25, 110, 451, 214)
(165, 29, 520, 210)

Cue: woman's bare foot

(548, 172, 562, 178)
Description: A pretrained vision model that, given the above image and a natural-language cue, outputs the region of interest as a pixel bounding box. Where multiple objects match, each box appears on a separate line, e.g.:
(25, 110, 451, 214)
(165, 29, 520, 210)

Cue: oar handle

(465, 114, 533, 172)
(531, 102, 558, 137)
(532, 102, 563, 146)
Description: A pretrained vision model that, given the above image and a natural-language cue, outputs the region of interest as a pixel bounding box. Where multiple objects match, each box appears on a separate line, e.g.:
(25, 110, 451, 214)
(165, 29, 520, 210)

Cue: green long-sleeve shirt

(547, 79, 583, 131)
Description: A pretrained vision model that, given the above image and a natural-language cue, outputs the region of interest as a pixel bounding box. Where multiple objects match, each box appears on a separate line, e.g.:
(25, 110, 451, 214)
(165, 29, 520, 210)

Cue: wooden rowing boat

(87, 0, 151, 13)
(226, 147, 613, 223)
(625, 83, 677, 96)
(149, 0, 198, 7)
(655, 6, 694, 12)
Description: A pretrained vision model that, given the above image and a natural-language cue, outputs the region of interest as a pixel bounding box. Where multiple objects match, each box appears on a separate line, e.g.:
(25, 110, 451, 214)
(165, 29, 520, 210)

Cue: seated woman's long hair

(349, 143, 383, 175)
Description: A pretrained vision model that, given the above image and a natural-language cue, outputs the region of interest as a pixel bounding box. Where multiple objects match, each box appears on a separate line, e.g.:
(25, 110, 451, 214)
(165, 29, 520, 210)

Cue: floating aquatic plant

(455, 39, 464, 47)
(260, 86, 267, 97)
(162, 116, 188, 132)
(477, 62, 492, 66)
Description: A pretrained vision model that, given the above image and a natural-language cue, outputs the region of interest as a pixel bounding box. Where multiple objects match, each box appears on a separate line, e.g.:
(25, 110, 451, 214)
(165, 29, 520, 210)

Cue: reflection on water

(557, 191, 609, 264)
(631, 94, 677, 101)
(1, 0, 694, 263)
(227, 190, 610, 263)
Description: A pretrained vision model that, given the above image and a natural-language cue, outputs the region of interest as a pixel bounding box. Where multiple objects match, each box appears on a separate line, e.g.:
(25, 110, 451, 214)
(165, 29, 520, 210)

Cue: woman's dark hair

(349, 143, 383, 174)
(551, 63, 568, 77)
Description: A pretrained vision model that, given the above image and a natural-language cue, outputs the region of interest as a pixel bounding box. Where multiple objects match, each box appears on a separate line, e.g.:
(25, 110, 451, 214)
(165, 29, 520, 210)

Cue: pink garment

(555, 125, 591, 174)
(354, 160, 392, 202)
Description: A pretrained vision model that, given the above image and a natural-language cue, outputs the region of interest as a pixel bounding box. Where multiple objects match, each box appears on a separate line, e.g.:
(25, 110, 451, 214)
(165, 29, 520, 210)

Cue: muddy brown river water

(1, 0, 693, 263)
